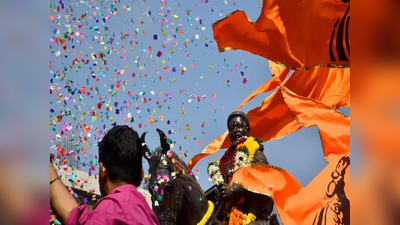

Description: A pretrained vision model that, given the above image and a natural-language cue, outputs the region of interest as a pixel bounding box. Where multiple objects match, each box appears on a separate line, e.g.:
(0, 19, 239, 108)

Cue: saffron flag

(188, 63, 290, 169)
(229, 87, 350, 225)
(213, 0, 350, 70)
(188, 66, 350, 169)
(237, 63, 291, 110)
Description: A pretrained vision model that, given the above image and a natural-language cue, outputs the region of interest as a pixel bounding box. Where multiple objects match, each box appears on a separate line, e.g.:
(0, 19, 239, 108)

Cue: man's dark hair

(99, 125, 143, 186)
(227, 110, 250, 129)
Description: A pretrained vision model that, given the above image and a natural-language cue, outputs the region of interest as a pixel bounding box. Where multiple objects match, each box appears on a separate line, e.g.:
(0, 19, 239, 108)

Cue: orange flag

(229, 87, 350, 225)
(188, 67, 350, 169)
(237, 64, 291, 110)
(213, 0, 350, 70)
(187, 130, 230, 170)
(188, 64, 290, 169)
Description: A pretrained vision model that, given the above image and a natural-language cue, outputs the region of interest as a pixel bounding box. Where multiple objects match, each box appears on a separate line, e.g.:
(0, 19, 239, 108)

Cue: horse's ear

(156, 128, 170, 153)
(141, 132, 151, 161)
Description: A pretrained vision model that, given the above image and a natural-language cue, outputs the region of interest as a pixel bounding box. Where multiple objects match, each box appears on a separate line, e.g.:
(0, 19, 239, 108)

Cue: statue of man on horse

(205, 111, 280, 225)
(141, 111, 279, 225)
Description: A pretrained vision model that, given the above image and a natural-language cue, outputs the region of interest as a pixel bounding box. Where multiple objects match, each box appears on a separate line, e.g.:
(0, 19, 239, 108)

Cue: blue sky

(50, 0, 351, 191)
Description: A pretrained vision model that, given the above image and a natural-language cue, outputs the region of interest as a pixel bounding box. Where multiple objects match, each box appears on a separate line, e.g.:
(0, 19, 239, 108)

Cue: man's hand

(50, 154, 79, 224)
(217, 183, 231, 201)
(50, 154, 58, 181)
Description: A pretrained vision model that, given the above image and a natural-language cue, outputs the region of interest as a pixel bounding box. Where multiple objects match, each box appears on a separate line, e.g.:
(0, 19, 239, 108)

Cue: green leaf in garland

(238, 146, 249, 155)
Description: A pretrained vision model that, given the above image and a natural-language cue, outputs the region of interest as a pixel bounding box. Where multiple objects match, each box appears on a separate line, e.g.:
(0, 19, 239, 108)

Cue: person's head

(227, 111, 250, 147)
(98, 125, 143, 196)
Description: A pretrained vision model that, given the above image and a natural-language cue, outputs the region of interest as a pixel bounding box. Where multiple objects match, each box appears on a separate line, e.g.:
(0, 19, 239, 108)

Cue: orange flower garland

(229, 208, 246, 225)
(228, 207, 257, 225)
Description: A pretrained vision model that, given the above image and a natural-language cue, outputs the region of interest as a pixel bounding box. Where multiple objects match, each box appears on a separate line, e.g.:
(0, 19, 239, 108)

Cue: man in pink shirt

(50, 125, 159, 225)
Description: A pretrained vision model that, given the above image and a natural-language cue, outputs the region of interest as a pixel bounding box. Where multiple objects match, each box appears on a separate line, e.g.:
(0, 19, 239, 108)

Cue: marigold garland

(243, 137, 260, 162)
(228, 208, 257, 225)
(229, 208, 246, 225)
(208, 136, 264, 185)
(234, 137, 262, 171)
(220, 136, 247, 179)
(208, 136, 263, 224)
(197, 201, 214, 225)
(245, 212, 256, 224)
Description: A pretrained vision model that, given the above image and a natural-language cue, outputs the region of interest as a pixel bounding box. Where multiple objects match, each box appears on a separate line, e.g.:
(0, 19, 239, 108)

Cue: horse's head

(142, 129, 210, 225)
(141, 129, 176, 188)
(141, 128, 171, 155)
(141, 129, 182, 225)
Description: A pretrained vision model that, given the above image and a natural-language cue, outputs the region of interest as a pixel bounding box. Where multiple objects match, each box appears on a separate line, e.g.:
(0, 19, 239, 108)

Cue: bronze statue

(142, 129, 212, 225)
(211, 111, 279, 225)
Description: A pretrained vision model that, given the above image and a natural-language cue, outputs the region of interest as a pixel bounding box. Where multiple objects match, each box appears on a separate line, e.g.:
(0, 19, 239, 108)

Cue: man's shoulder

(96, 185, 152, 208)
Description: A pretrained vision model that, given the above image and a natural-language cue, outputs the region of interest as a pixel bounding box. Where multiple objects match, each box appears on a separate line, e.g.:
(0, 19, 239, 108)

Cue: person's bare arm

(0, 159, 35, 224)
(50, 161, 79, 224)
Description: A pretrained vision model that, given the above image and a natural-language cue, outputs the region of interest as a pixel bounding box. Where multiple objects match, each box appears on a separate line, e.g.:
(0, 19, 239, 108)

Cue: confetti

(49, 0, 257, 203)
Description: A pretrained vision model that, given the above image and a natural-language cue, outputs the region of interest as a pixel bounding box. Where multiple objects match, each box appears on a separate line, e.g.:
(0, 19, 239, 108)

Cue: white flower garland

(207, 137, 263, 186)
(233, 149, 250, 171)
(207, 161, 224, 185)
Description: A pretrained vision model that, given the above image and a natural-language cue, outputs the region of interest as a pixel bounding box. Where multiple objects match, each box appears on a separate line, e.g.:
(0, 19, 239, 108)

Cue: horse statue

(141, 128, 215, 225)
